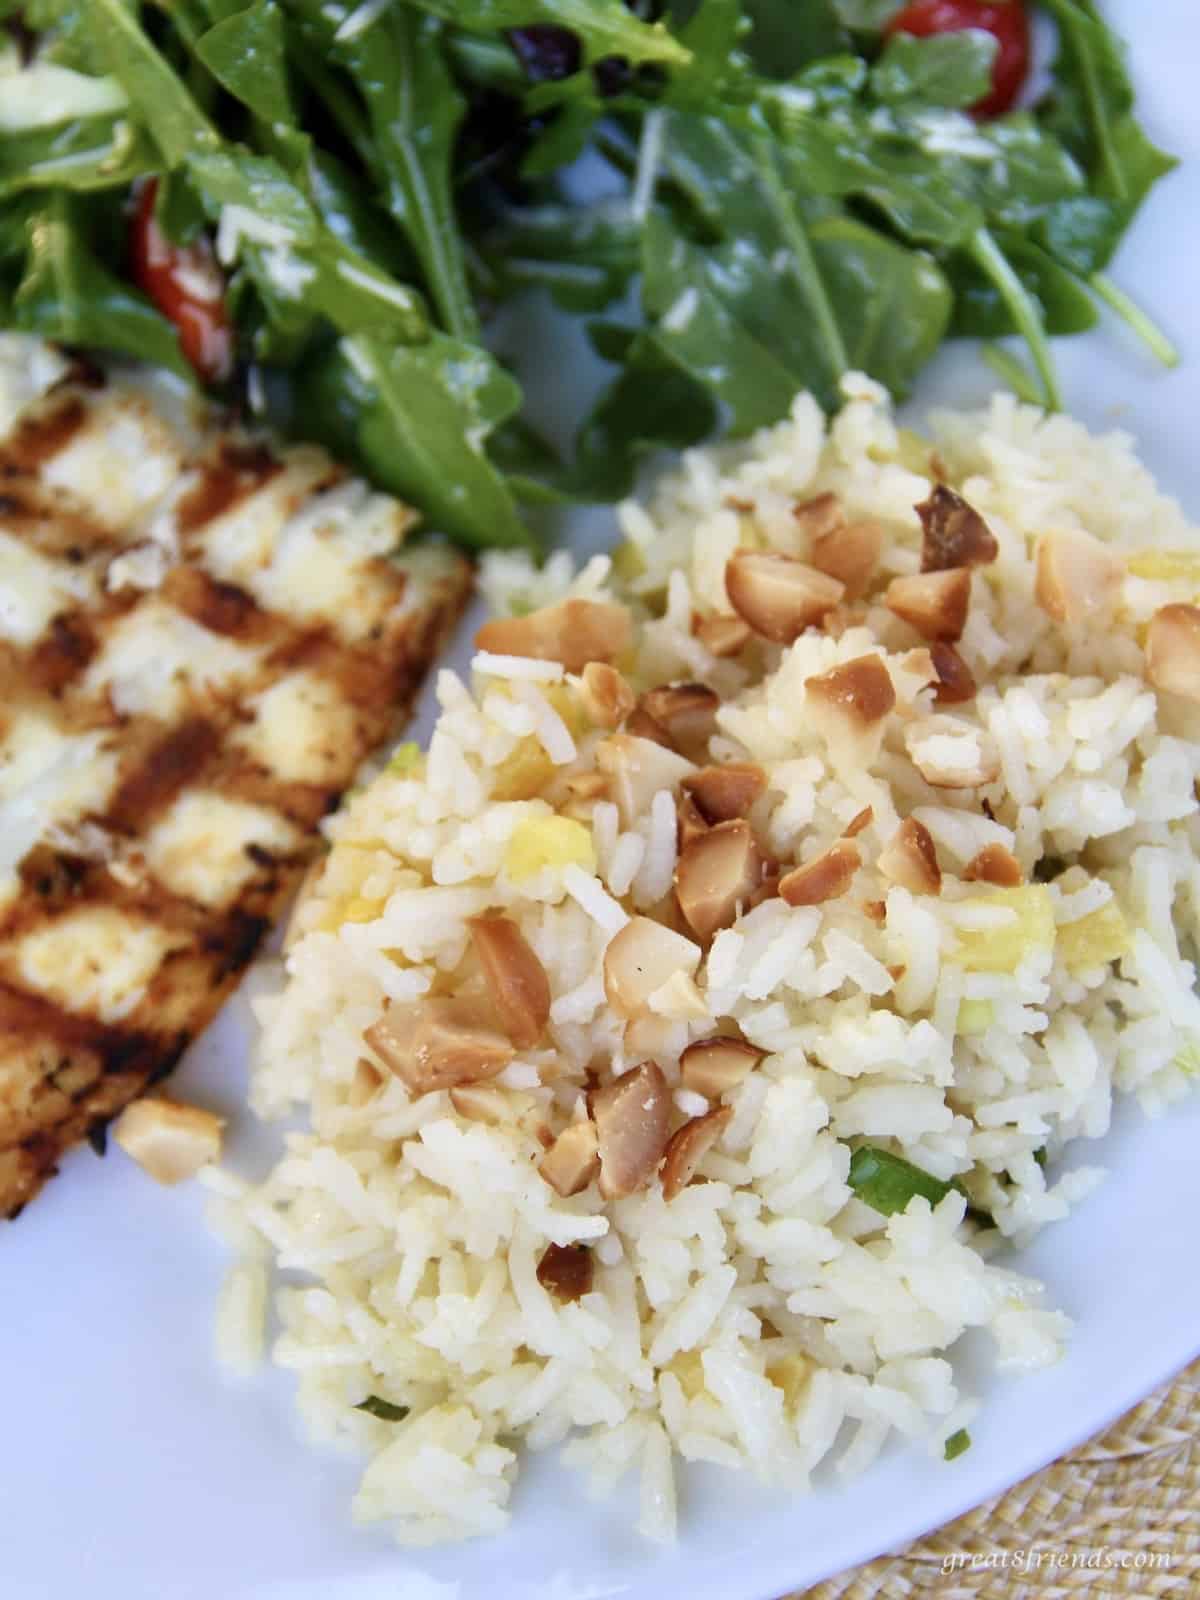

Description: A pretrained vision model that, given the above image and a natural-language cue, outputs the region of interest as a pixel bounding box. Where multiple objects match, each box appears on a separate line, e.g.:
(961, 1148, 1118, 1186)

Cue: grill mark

(175, 442, 281, 535)
(0, 981, 163, 1078)
(28, 611, 96, 695)
(106, 716, 220, 831)
(4, 394, 87, 471)
(163, 566, 261, 639)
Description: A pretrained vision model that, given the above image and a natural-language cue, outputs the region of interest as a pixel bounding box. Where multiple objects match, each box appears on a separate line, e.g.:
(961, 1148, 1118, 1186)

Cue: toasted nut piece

(675, 818, 762, 940)
(364, 997, 515, 1095)
(595, 733, 696, 825)
(805, 653, 896, 730)
(684, 762, 767, 824)
(1145, 603, 1200, 701)
(725, 552, 844, 643)
(112, 1097, 224, 1186)
(695, 614, 752, 657)
(538, 1119, 600, 1197)
(906, 715, 1000, 789)
(792, 491, 843, 541)
(862, 899, 887, 924)
(536, 1241, 594, 1302)
(917, 485, 998, 571)
(661, 1105, 733, 1201)
(843, 805, 874, 838)
(348, 1058, 383, 1108)
(467, 915, 551, 1049)
(1035, 529, 1124, 625)
(964, 842, 1023, 887)
(676, 792, 710, 849)
(877, 817, 941, 895)
(624, 1013, 682, 1060)
(810, 518, 883, 600)
(449, 1083, 513, 1124)
(885, 568, 971, 642)
(579, 661, 635, 728)
(476, 598, 632, 671)
(778, 839, 861, 907)
(603, 916, 702, 1017)
(593, 1061, 671, 1199)
(641, 682, 720, 749)
(625, 706, 675, 748)
(929, 640, 977, 705)
(680, 1035, 765, 1097)
(646, 969, 709, 1020)
(563, 771, 610, 803)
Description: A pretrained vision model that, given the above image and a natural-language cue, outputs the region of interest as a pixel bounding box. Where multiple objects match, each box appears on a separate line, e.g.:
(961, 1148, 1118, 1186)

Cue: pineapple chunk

(543, 682, 589, 737)
(1126, 550, 1200, 584)
(666, 1350, 707, 1400)
(953, 886, 1055, 973)
(1058, 898, 1130, 974)
(386, 741, 423, 776)
(321, 895, 385, 932)
(766, 1352, 812, 1411)
(504, 815, 595, 881)
(492, 737, 554, 801)
(957, 998, 995, 1035)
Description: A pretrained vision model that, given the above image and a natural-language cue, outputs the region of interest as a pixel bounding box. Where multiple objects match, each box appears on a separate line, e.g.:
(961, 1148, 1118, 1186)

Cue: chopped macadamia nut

(675, 819, 763, 940)
(684, 762, 768, 824)
(112, 1097, 224, 1185)
(625, 706, 675, 748)
(603, 916, 702, 1016)
(676, 792, 711, 849)
(792, 491, 843, 541)
(680, 1036, 764, 1097)
(593, 1061, 671, 1199)
(929, 641, 977, 705)
(878, 817, 941, 895)
(886, 569, 971, 642)
(779, 839, 861, 906)
(538, 1119, 600, 1196)
(843, 805, 873, 838)
(1034, 529, 1124, 625)
(725, 552, 844, 643)
(641, 683, 720, 749)
(917, 486, 998, 571)
(809, 518, 883, 600)
(1144, 604, 1200, 702)
(449, 1083, 515, 1124)
(364, 997, 515, 1095)
(905, 716, 1000, 789)
(595, 733, 696, 825)
(467, 915, 551, 1049)
(563, 771, 610, 803)
(965, 842, 1023, 887)
(805, 654, 896, 730)
(578, 661, 635, 728)
(646, 968, 709, 1020)
(661, 1105, 733, 1201)
(695, 614, 752, 657)
(536, 1241, 594, 1302)
(475, 598, 632, 671)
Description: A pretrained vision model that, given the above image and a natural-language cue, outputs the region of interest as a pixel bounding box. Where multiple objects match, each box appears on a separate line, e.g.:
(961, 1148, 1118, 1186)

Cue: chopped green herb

(847, 1144, 962, 1217)
(386, 742, 423, 775)
(944, 1427, 971, 1461)
(1033, 1146, 1049, 1168)
(354, 1395, 410, 1422)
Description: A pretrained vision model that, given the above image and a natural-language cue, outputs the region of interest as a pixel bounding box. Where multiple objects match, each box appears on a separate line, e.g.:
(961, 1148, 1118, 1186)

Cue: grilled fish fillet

(0, 337, 472, 1216)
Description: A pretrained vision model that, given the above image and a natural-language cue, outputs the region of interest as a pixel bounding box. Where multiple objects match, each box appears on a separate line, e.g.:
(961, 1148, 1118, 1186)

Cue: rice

(218, 376, 1200, 1546)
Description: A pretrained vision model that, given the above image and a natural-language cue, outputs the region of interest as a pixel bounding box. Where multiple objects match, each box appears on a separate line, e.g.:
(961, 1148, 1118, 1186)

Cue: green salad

(0, 0, 1176, 546)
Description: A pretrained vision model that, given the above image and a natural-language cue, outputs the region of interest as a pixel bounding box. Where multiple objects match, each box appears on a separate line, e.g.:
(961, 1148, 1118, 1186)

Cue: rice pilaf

(214, 375, 1200, 1546)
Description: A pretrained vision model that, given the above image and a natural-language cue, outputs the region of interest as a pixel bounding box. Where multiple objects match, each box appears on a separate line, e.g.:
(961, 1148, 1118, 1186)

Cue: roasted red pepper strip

(129, 180, 233, 383)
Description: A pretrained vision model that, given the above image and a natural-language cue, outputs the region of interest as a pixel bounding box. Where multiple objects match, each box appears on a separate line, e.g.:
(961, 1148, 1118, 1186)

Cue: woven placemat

(795, 1357, 1200, 1598)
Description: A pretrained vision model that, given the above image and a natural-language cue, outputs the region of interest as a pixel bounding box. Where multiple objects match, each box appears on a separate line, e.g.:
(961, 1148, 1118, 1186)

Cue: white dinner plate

(3, 4, 1199, 1596)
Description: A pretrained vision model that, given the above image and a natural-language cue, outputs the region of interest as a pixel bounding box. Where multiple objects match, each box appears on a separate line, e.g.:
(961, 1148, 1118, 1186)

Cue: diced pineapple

(953, 886, 1056, 973)
(321, 895, 385, 932)
(543, 682, 589, 737)
(386, 741, 423, 776)
(666, 1350, 707, 1400)
(491, 737, 555, 801)
(957, 998, 995, 1035)
(1127, 550, 1200, 584)
(612, 541, 646, 583)
(1058, 898, 1130, 974)
(766, 1352, 812, 1411)
(504, 814, 595, 880)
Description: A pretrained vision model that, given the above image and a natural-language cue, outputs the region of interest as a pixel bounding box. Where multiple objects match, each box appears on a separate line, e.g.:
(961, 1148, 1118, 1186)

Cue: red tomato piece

(885, 0, 1031, 119)
(129, 180, 233, 383)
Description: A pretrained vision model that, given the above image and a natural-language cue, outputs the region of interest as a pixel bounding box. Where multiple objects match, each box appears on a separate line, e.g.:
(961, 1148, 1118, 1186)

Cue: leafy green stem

(968, 227, 1061, 411)
(1040, 0, 1127, 199)
(1089, 271, 1179, 368)
(981, 342, 1044, 406)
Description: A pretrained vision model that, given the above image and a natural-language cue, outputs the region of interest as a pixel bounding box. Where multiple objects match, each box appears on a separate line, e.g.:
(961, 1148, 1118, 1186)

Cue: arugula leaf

(12, 193, 191, 376)
(870, 31, 997, 110)
(487, 203, 640, 313)
(195, 0, 293, 125)
(298, 333, 532, 549)
(950, 231, 1098, 339)
(740, 0, 849, 78)
(0, 116, 157, 197)
(77, 0, 216, 166)
(328, 6, 476, 340)
(404, 0, 692, 68)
